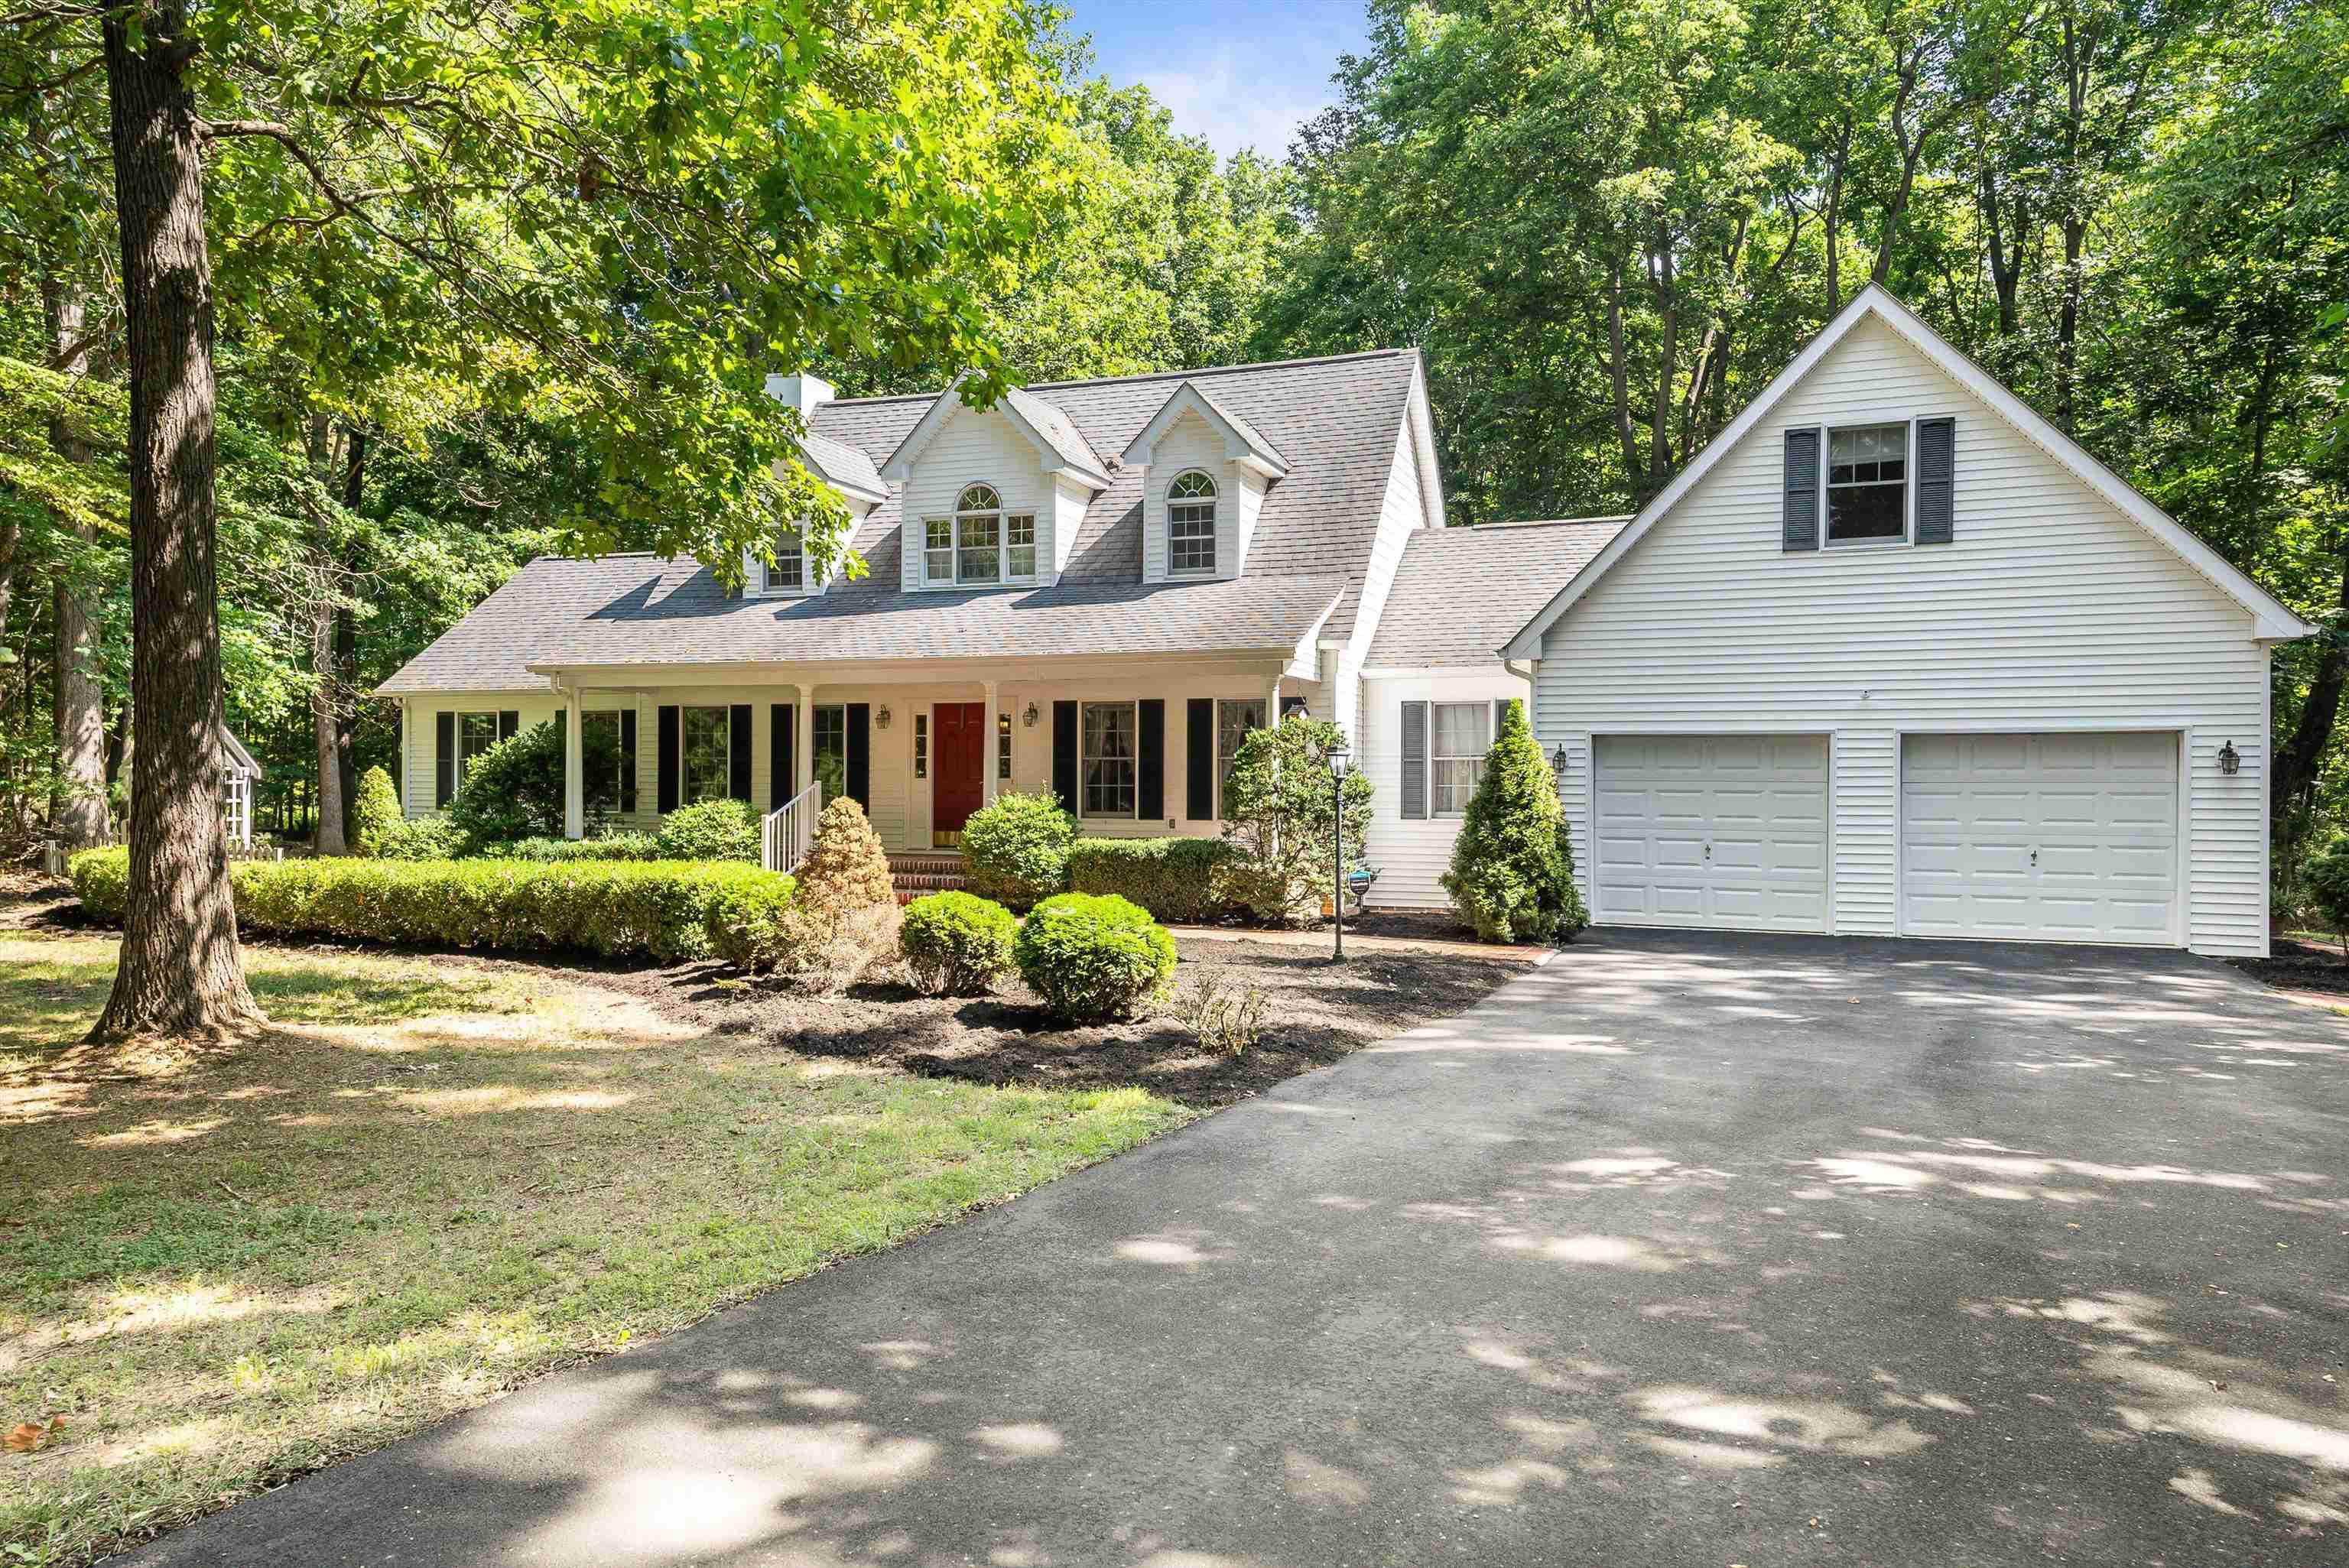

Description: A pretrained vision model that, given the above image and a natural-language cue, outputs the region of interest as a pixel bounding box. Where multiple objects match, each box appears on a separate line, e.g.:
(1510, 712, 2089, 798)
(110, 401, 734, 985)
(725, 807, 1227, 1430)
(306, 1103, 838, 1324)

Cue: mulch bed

(463, 936, 1539, 1109)
(2232, 936, 2349, 995)
(2, 869, 1542, 1107)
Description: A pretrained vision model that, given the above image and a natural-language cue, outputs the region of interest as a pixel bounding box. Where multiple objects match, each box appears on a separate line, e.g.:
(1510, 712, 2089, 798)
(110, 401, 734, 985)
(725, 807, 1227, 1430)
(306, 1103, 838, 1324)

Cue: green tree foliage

(1441, 700, 1588, 943)
(1212, 716, 1374, 927)
(349, 766, 403, 855)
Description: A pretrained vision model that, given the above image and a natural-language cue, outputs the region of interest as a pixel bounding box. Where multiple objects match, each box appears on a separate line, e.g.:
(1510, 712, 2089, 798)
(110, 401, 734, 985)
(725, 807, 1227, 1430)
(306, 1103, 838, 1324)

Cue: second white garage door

(1593, 735, 1830, 931)
(1901, 732, 2179, 944)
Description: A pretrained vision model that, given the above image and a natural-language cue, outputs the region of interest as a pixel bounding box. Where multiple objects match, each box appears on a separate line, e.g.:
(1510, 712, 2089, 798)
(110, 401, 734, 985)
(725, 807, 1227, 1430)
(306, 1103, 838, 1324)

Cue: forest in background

(1, 0, 2344, 894)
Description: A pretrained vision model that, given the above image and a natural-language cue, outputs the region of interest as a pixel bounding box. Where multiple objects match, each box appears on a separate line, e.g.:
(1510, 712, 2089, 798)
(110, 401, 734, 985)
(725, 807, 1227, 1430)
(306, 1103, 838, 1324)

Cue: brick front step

(888, 854, 967, 905)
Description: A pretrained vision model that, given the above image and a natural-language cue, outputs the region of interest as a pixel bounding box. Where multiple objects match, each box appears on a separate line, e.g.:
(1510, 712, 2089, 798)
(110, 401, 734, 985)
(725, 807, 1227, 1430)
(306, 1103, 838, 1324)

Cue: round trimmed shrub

(900, 891, 1017, 995)
(705, 875, 801, 972)
(446, 721, 567, 844)
(1012, 892, 1178, 1022)
(960, 789, 1074, 909)
(655, 799, 761, 862)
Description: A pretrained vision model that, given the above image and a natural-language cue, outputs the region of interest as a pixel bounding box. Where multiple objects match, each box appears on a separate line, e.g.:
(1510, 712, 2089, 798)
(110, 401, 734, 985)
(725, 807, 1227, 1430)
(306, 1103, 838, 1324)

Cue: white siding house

(1503, 286, 2310, 957)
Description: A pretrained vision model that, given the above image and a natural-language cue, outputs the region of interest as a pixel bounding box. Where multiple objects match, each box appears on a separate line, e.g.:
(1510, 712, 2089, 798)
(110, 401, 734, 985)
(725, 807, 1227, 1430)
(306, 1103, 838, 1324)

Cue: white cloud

(1139, 47, 1336, 162)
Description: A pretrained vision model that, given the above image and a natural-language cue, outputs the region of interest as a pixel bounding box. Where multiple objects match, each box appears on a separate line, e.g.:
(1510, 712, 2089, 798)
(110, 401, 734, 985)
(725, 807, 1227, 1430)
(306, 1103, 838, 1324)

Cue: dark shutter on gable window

(1783, 427, 1821, 552)
(1052, 701, 1078, 813)
(619, 709, 638, 813)
(1186, 699, 1214, 820)
(846, 704, 871, 810)
(1400, 700, 1428, 821)
(497, 709, 518, 742)
(1138, 700, 1165, 820)
(728, 704, 752, 803)
(657, 705, 680, 813)
(1915, 416, 1955, 545)
(769, 704, 794, 810)
(435, 712, 456, 808)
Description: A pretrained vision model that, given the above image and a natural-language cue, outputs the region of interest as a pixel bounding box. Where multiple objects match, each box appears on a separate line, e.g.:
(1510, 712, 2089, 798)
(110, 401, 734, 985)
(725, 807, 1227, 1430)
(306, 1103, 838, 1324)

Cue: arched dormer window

(1168, 469, 1217, 575)
(924, 482, 1038, 586)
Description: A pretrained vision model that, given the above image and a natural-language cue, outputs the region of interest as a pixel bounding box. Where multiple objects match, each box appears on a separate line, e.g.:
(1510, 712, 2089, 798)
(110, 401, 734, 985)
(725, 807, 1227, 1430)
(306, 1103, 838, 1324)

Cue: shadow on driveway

(115, 929, 2349, 1566)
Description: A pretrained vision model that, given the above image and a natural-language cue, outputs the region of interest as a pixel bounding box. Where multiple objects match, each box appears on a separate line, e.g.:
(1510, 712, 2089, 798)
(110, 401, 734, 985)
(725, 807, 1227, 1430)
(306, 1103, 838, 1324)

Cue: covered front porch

(538, 653, 1327, 868)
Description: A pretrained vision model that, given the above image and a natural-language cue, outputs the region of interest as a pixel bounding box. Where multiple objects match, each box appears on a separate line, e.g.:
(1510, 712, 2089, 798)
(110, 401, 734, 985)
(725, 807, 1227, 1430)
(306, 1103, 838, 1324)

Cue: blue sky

(1062, 0, 1369, 162)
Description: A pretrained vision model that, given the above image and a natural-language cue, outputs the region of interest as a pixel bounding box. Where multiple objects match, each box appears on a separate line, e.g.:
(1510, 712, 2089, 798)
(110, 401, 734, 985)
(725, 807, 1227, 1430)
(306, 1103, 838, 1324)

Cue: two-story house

(382, 286, 2310, 953)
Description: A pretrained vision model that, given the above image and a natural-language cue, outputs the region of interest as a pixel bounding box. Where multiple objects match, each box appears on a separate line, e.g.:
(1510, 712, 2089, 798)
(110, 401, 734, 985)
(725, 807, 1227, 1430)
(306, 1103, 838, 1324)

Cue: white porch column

(563, 683, 584, 839)
(797, 685, 816, 796)
(982, 680, 1000, 805)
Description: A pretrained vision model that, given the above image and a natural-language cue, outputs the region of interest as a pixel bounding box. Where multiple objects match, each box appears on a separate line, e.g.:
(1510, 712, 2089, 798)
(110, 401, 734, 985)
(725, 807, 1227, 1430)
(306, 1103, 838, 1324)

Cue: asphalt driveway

(118, 930, 2349, 1567)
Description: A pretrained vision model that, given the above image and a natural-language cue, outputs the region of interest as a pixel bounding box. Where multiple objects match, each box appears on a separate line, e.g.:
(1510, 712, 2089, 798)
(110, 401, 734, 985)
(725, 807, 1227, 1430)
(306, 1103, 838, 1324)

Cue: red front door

(933, 703, 986, 846)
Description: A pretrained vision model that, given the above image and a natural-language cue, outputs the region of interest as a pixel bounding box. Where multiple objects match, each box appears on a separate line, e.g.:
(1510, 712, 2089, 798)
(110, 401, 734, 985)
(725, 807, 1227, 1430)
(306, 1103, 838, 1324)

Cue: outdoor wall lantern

(1024, 702, 1040, 728)
(1551, 743, 1570, 773)
(875, 704, 892, 731)
(2219, 739, 2240, 776)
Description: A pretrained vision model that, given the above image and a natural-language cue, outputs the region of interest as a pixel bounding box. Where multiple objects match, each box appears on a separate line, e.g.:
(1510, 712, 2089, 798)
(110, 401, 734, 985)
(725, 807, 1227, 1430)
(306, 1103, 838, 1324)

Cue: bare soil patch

(445, 935, 1540, 1109)
(2232, 935, 2349, 995)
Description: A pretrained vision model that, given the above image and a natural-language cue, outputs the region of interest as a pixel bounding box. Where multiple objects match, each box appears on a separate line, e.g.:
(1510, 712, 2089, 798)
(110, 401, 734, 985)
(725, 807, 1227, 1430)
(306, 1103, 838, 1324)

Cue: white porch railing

(762, 781, 824, 874)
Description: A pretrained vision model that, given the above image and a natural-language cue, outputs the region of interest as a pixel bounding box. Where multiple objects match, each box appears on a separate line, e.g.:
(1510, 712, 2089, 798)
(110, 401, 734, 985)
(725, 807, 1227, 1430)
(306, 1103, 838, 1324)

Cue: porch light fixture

(2218, 739, 2240, 776)
(1551, 743, 1570, 773)
(1023, 702, 1039, 728)
(875, 704, 892, 731)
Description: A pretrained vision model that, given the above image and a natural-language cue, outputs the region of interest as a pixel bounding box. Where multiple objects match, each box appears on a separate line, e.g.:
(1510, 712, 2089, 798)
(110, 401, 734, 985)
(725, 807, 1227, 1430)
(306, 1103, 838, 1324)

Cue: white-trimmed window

(924, 485, 1040, 586)
(1826, 424, 1909, 544)
(681, 706, 731, 804)
(1167, 470, 1217, 574)
(768, 530, 804, 591)
(1431, 702, 1491, 817)
(581, 709, 636, 818)
(1082, 702, 1138, 818)
(456, 712, 502, 786)
(1215, 697, 1265, 818)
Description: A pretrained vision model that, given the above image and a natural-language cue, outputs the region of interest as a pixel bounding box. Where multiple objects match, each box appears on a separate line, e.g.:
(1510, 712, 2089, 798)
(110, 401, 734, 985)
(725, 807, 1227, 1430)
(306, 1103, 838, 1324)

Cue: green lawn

(0, 933, 1190, 1565)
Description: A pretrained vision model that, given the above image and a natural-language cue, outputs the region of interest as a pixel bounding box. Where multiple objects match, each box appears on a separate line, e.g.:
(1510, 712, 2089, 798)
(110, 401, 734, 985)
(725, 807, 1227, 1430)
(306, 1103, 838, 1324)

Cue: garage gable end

(1502, 285, 2312, 657)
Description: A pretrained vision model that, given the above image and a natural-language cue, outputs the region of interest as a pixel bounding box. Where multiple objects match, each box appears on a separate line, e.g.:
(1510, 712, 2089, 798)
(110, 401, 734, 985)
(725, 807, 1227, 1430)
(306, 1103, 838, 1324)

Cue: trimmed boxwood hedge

(1065, 836, 1238, 923)
(70, 847, 785, 964)
(1012, 891, 1178, 1021)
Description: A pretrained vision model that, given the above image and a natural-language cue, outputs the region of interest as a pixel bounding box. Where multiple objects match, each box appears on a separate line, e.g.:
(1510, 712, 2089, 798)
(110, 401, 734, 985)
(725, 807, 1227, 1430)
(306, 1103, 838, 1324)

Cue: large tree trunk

(306, 415, 346, 855)
(333, 427, 365, 836)
(44, 278, 111, 850)
(2274, 544, 2349, 834)
(88, 2, 262, 1044)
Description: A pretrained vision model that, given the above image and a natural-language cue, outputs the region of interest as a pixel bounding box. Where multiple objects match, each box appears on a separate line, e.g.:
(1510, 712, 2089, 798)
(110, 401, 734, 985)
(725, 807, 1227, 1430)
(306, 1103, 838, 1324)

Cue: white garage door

(1901, 732, 2178, 945)
(1594, 735, 1830, 932)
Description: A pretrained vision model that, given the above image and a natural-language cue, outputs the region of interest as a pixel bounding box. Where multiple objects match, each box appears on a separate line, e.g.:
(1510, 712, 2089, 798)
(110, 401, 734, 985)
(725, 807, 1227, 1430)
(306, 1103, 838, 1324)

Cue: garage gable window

(1826, 424, 1909, 544)
(1431, 702, 1492, 817)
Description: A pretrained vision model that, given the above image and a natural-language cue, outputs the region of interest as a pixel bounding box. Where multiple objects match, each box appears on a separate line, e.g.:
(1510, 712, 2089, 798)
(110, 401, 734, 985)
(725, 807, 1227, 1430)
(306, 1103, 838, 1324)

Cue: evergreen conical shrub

(1441, 699, 1587, 944)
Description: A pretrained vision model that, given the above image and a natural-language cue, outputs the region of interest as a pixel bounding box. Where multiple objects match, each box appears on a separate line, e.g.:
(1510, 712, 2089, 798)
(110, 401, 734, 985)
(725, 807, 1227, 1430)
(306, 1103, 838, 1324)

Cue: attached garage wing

(1594, 735, 1831, 933)
(1900, 732, 2179, 945)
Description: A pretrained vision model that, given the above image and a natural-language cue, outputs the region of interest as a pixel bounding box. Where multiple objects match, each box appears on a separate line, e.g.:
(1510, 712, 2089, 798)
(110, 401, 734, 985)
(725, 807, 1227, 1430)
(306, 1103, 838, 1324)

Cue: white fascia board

(1285, 590, 1345, 679)
(1501, 284, 2315, 658)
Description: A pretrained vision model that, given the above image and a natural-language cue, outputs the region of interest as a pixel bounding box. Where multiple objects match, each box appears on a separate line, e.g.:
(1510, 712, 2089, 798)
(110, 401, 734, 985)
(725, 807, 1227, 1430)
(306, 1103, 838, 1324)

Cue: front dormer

(749, 375, 889, 598)
(1121, 381, 1288, 583)
(879, 378, 1112, 590)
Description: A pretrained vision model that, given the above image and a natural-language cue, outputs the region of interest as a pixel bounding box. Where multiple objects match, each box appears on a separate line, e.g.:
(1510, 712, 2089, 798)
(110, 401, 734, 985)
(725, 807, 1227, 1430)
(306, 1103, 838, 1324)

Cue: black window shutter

(434, 711, 456, 808)
(657, 705, 681, 813)
(619, 709, 638, 813)
(1138, 700, 1165, 820)
(728, 704, 753, 802)
(1400, 700, 1428, 821)
(1915, 416, 1955, 545)
(769, 704, 794, 810)
(497, 709, 519, 742)
(1783, 427, 1821, 551)
(1052, 700, 1078, 813)
(1186, 698, 1214, 819)
(846, 703, 870, 809)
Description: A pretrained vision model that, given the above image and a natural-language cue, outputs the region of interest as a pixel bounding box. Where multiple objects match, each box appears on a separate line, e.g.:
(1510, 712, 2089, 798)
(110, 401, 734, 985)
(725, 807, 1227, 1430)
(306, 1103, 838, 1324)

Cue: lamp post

(1327, 739, 1351, 964)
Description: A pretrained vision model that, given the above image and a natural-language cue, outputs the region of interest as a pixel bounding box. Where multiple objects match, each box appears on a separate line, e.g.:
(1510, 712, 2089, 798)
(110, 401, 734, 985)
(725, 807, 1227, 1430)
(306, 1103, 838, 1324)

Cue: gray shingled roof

(378, 554, 1345, 693)
(811, 349, 1420, 635)
(1367, 517, 1632, 668)
(794, 430, 884, 501)
(1184, 381, 1289, 472)
(381, 349, 1421, 696)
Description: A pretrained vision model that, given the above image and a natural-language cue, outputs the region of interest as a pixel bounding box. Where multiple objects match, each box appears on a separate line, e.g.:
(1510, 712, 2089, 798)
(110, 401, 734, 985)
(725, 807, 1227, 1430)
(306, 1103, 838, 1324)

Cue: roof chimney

(763, 372, 835, 415)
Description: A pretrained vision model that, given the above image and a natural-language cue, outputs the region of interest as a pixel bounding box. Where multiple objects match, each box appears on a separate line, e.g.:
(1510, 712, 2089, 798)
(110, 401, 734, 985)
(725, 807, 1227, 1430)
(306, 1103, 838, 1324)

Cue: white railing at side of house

(762, 781, 824, 875)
